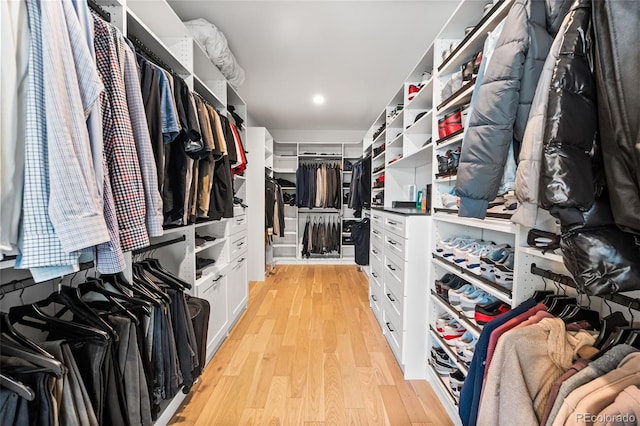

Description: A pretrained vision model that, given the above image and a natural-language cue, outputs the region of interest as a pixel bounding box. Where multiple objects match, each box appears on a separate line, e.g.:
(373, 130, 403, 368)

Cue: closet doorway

(169, 265, 451, 425)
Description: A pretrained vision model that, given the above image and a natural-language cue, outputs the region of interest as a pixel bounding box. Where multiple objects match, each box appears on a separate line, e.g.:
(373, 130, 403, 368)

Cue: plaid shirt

(94, 18, 149, 252)
(117, 33, 164, 237)
(17, 0, 109, 280)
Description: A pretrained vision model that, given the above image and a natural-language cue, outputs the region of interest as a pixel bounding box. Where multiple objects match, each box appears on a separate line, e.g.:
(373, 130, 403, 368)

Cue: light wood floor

(170, 265, 452, 426)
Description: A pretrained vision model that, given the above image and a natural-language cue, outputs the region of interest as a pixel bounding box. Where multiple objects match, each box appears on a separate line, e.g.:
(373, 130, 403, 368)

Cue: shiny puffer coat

(539, 0, 600, 229)
(592, 0, 640, 237)
(455, 0, 571, 219)
(540, 0, 640, 295)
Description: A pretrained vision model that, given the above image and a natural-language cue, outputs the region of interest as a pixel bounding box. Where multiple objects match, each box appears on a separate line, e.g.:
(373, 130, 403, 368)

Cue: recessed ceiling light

(312, 95, 325, 105)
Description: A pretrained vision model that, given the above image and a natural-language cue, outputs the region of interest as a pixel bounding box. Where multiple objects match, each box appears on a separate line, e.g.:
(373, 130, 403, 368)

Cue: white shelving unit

(268, 142, 362, 264)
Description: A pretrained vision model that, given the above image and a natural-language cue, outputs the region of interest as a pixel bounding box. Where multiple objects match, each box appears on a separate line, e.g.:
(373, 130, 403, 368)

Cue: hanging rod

(530, 263, 640, 312)
(128, 35, 176, 76)
(87, 0, 111, 23)
(0, 262, 95, 294)
(132, 235, 186, 255)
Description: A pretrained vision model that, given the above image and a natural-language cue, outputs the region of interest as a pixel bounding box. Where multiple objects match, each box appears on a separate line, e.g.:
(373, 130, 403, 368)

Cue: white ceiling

(169, 0, 459, 137)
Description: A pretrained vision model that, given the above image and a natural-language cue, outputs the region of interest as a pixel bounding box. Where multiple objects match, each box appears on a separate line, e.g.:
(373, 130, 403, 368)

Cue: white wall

(271, 129, 365, 144)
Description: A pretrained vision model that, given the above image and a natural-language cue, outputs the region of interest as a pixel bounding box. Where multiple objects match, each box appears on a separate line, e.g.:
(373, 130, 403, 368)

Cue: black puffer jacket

(592, 0, 640, 237)
(540, 0, 640, 295)
(539, 0, 600, 229)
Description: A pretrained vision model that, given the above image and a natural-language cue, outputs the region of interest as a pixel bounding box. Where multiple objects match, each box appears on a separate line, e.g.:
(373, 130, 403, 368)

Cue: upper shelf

(387, 142, 433, 169)
(405, 109, 433, 136)
(193, 75, 225, 109)
(404, 79, 434, 111)
(437, 80, 474, 114)
(126, 10, 191, 75)
(433, 212, 517, 234)
(438, 0, 514, 76)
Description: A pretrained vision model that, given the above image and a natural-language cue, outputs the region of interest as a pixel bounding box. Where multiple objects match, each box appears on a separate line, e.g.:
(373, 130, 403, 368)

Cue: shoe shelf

(519, 246, 564, 264)
(429, 326, 469, 376)
(405, 109, 433, 135)
(386, 142, 433, 169)
(437, 81, 475, 115)
(405, 78, 434, 111)
(373, 129, 386, 146)
(433, 212, 517, 235)
(372, 187, 385, 193)
(194, 237, 225, 254)
(372, 169, 385, 178)
(372, 150, 386, 163)
(434, 175, 458, 184)
(431, 254, 512, 304)
(438, 0, 514, 76)
(435, 129, 464, 148)
(428, 360, 460, 405)
(387, 133, 404, 148)
(431, 290, 482, 339)
(387, 109, 405, 130)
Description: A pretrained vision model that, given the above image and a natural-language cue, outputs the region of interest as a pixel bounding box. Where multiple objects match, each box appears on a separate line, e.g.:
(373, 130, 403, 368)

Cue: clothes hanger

(35, 285, 119, 341)
(558, 291, 601, 330)
(532, 277, 555, 303)
(0, 313, 56, 359)
(594, 298, 629, 349)
(0, 336, 66, 377)
(8, 301, 109, 343)
(0, 373, 35, 401)
(78, 279, 152, 314)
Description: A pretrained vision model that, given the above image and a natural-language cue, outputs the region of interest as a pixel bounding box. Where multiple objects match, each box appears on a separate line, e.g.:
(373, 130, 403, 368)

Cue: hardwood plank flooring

(170, 265, 452, 426)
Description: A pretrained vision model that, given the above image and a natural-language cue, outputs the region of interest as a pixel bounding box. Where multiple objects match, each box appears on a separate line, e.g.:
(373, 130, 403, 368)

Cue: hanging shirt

(94, 17, 149, 252)
(119, 35, 163, 237)
(17, 0, 110, 281)
(0, 0, 28, 256)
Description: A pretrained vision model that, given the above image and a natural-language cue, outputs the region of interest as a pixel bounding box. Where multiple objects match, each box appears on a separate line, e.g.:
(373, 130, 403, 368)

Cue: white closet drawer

(229, 232, 248, 259)
(371, 227, 384, 246)
(384, 252, 405, 285)
(383, 309, 403, 364)
(384, 215, 406, 238)
(371, 211, 385, 227)
(369, 286, 383, 327)
(370, 264, 383, 290)
(383, 282, 404, 320)
(230, 214, 247, 235)
(370, 240, 384, 263)
(383, 262, 404, 300)
(384, 233, 405, 260)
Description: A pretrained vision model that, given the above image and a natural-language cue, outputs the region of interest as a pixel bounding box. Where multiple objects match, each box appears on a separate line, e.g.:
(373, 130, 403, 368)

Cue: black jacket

(539, 0, 600, 230)
(540, 0, 640, 295)
(592, 0, 640, 236)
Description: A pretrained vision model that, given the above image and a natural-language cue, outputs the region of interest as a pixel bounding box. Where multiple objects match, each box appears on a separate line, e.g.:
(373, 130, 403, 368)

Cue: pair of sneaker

(449, 369, 466, 398)
(480, 247, 514, 288)
(436, 313, 467, 345)
(455, 331, 476, 364)
(475, 300, 511, 325)
(453, 240, 495, 268)
(435, 274, 468, 301)
(460, 290, 496, 319)
(431, 343, 456, 375)
(439, 237, 479, 259)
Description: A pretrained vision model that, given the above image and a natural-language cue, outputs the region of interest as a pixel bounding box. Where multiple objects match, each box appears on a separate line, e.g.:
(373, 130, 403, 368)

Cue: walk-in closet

(2, 0, 639, 425)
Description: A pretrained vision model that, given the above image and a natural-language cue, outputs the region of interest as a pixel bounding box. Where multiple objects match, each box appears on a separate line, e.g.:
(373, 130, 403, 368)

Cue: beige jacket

(478, 318, 596, 426)
(595, 385, 640, 426)
(557, 353, 640, 426)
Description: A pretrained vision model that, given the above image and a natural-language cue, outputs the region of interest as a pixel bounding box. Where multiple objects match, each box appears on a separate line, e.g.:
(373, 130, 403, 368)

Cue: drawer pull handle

(372, 249, 378, 255)
(372, 230, 380, 235)
(388, 240, 397, 246)
(388, 220, 398, 226)
(386, 322, 395, 333)
(371, 272, 378, 278)
(371, 294, 377, 302)
(237, 257, 245, 264)
(237, 241, 245, 247)
(387, 264, 396, 272)
(386, 293, 395, 302)
(213, 275, 224, 282)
